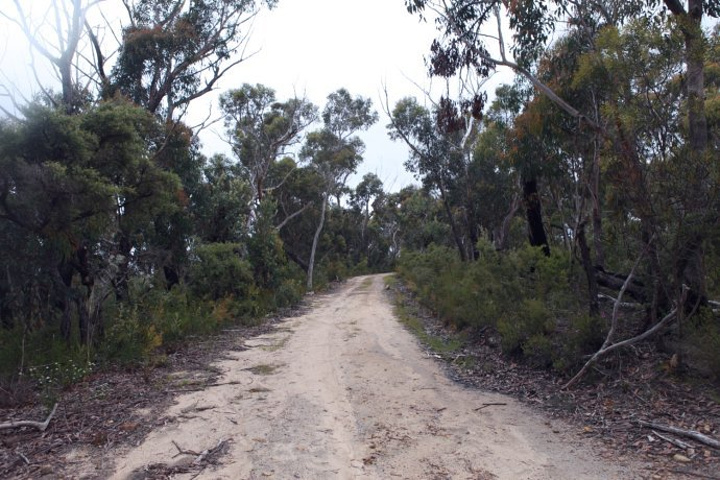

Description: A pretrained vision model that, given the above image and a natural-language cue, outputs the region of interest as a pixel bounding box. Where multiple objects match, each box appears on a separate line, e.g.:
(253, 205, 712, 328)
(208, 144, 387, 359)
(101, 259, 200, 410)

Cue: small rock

(673, 454, 691, 463)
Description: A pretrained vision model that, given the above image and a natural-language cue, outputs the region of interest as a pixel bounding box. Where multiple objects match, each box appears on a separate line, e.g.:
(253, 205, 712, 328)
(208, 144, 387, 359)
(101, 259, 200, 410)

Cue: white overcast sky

(1, 0, 461, 191)
(209, 0, 442, 190)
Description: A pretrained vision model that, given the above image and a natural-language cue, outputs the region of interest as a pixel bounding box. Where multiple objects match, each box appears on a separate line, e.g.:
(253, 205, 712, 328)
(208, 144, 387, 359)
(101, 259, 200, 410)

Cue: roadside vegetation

(0, 1, 391, 408)
(2, 0, 720, 423)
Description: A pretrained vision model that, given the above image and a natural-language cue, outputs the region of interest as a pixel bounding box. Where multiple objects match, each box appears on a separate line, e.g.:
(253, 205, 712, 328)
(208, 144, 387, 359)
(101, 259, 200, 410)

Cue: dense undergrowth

(0, 247, 370, 407)
(396, 241, 720, 381)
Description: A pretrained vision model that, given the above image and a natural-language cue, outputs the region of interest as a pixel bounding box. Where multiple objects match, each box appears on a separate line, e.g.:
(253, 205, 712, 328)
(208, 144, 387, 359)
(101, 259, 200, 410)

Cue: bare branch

(0, 403, 58, 432)
(639, 420, 720, 450)
(275, 202, 313, 231)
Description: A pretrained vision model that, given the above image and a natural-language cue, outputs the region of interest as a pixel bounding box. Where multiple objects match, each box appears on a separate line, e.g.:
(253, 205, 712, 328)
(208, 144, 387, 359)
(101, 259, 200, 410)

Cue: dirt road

(100, 274, 643, 479)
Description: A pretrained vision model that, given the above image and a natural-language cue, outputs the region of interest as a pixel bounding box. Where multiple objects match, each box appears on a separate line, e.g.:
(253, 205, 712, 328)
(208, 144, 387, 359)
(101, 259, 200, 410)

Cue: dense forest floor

(388, 279, 720, 479)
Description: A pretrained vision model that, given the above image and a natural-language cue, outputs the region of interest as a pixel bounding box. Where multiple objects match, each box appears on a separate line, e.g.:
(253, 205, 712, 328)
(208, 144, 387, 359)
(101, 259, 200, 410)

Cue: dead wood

(597, 293, 643, 309)
(638, 421, 720, 450)
(563, 256, 645, 389)
(193, 438, 229, 465)
(172, 439, 201, 457)
(652, 430, 692, 450)
(595, 266, 647, 303)
(563, 243, 683, 390)
(0, 403, 58, 432)
(563, 306, 677, 389)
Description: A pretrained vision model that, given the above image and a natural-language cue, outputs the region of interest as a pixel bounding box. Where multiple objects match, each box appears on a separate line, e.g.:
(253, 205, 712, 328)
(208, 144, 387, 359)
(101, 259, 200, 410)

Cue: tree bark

(494, 192, 520, 251)
(578, 222, 600, 316)
(595, 266, 647, 304)
(438, 177, 467, 262)
(307, 192, 328, 290)
(522, 178, 550, 256)
(55, 262, 75, 343)
(665, 0, 710, 308)
(114, 232, 132, 302)
(283, 246, 309, 272)
(589, 144, 605, 269)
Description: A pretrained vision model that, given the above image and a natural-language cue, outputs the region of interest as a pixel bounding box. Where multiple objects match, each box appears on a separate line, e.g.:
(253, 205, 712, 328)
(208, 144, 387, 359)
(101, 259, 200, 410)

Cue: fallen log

(0, 403, 58, 432)
(638, 420, 720, 450)
(595, 266, 647, 303)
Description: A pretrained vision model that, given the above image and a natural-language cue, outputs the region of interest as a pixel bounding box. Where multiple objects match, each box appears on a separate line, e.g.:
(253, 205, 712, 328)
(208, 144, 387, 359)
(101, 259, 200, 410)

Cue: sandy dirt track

(100, 274, 644, 479)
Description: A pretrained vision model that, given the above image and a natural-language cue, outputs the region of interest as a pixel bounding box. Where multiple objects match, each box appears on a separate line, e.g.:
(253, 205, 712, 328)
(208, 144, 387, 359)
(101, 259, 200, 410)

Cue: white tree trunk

(306, 192, 328, 291)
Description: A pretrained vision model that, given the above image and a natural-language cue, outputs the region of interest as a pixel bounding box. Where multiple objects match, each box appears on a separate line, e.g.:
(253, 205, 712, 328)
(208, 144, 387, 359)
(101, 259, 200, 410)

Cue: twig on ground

(652, 430, 692, 450)
(473, 403, 507, 411)
(169, 380, 247, 393)
(172, 440, 200, 458)
(171, 438, 230, 464)
(193, 438, 229, 465)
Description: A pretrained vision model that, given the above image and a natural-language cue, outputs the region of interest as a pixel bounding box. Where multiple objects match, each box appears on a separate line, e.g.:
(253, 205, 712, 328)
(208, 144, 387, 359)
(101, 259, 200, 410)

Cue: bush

(1, 236, 309, 400)
(187, 243, 255, 301)
(396, 240, 594, 372)
(0, 325, 94, 405)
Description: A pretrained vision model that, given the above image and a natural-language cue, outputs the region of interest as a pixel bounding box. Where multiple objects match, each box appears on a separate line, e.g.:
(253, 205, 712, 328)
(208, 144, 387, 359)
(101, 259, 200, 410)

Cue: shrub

(187, 243, 255, 301)
(101, 303, 163, 366)
(396, 241, 593, 372)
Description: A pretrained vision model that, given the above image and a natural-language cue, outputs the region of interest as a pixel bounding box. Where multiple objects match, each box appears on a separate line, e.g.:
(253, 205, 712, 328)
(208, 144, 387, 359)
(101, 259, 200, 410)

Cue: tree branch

(0, 403, 58, 432)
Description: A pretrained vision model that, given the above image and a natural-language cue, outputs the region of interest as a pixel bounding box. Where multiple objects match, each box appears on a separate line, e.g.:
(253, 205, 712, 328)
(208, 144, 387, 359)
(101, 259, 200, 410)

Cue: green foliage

(398, 241, 601, 372)
(0, 325, 94, 405)
(28, 358, 94, 406)
(112, 0, 277, 118)
(388, 275, 464, 355)
(101, 302, 164, 365)
(497, 299, 553, 355)
(188, 243, 255, 301)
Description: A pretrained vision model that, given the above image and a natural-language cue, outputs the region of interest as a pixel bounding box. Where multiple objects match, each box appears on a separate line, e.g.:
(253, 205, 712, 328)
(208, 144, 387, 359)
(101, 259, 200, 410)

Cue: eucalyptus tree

(1, 0, 93, 114)
(0, 100, 179, 342)
(300, 89, 377, 290)
(193, 153, 252, 243)
(219, 83, 317, 219)
(387, 96, 477, 261)
(109, 0, 278, 120)
(407, 0, 720, 310)
(352, 172, 384, 252)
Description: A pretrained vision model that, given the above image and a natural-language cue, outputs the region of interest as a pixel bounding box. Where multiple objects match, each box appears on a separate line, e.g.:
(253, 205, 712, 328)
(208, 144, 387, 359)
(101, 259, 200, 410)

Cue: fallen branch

(564, 306, 677, 389)
(652, 430, 692, 450)
(638, 420, 720, 450)
(563, 253, 646, 390)
(597, 292, 642, 309)
(0, 403, 58, 432)
(172, 439, 200, 457)
(563, 243, 686, 390)
(172, 438, 230, 469)
(169, 380, 246, 393)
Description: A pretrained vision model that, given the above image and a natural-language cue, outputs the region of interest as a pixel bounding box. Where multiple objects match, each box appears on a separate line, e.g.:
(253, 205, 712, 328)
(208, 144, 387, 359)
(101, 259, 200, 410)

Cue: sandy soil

(87, 274, 646, 479)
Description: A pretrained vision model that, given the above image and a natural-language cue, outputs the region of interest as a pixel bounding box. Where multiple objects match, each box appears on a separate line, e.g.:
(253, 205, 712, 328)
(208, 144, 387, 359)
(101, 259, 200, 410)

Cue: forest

(1, 0, 720, 409)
